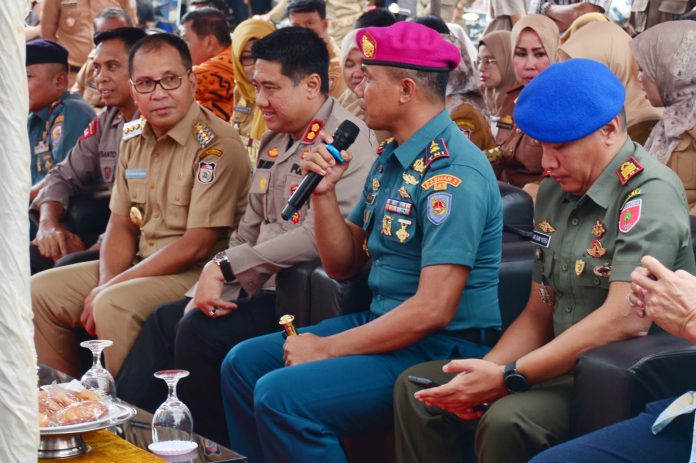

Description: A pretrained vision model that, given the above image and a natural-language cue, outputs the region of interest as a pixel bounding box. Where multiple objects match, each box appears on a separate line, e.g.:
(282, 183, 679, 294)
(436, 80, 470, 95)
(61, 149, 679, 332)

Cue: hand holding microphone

(281, 120, 360, 221)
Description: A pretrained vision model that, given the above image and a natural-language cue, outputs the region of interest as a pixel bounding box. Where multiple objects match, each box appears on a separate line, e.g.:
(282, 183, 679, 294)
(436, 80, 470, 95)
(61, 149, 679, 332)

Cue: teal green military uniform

(28, 91, 94, 184)
(393, 139, 696, 463)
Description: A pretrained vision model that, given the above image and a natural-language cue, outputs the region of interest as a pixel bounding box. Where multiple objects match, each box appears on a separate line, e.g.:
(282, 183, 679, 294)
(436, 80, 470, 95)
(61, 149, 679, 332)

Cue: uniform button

(571, 218, 579, 226)
(561, 263, 568, 272)
(565, 305, 573, 313)
(593, 277, 600, 286)
(149, 183, 155, 190)
(131, 193, 137, 199)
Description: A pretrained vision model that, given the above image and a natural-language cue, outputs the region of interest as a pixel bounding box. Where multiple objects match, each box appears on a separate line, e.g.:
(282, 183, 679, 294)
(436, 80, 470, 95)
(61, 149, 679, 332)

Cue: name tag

(531, 231, 551, 248)
(125, 169, 147, 179)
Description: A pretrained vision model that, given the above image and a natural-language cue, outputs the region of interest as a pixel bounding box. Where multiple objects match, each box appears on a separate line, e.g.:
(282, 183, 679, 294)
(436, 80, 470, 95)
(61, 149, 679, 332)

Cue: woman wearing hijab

(560, 21, 661, 145)
(231, 18, 275, 167)
(488, 14, 559, 199)
(337, 29, 363, 117)
(631, 21, 696, 212)
(413, 16, 495, 150)
(478, 30, 518, 122)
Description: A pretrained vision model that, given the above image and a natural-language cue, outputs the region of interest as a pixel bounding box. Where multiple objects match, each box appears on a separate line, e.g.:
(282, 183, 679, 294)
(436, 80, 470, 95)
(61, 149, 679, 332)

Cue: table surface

(39, 365, 246, 463)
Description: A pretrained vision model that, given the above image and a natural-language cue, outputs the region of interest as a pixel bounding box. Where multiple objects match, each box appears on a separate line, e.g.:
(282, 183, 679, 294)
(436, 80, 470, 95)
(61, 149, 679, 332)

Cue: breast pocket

(126, 179, 148, 205)
(168, 185, 192, 207)
(381, 210, 418, 247)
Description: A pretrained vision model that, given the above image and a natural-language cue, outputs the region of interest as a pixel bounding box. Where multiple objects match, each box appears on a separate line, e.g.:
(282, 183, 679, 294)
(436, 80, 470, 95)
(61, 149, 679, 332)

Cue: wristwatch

(213, 251, 235, 283)
(503, 360, 530, 393)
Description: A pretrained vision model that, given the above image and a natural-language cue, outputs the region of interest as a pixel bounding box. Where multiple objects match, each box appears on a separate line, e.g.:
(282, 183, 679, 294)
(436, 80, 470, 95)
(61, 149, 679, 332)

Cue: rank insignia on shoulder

(593, 264, 611, 278)
(425, 138, 450, 167)
(267, 146, 279, 158)
(537, 220, 556, 234)
(575, 259, 585, 276)
(80, 117, 98, 140)
(615, 156, 644, 185)
(427, 193, 451, 225)
(421, 174, 462, 191)
(376, 137, 395, 155)
(402, 172, 419, 185)
(591, 219, 606, 238)
(586, 239, 607, 258)
(303, 120, 323, 143)
(122, 117, 145, 141)
(619, 199, 642, 233)
(193, 120, 216, 148)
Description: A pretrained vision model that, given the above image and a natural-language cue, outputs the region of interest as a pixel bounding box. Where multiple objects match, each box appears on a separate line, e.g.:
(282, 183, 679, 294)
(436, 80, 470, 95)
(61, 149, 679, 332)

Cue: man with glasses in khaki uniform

(32, 33, 250, 379)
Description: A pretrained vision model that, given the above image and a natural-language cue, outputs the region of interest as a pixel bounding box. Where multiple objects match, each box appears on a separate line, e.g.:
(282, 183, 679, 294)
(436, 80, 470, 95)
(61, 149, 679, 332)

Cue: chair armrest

(275, 260, 322, 327)
(309, 264, 372, 325)
(499, 241, 534, 330)
(573, 332, 696, 436)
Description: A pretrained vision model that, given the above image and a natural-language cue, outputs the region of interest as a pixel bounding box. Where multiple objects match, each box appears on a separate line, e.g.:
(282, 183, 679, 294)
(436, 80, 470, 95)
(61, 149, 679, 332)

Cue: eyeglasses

(240, 55, 255, 67)
(129, 72, 190, 94)
(476, 57, 497, 68)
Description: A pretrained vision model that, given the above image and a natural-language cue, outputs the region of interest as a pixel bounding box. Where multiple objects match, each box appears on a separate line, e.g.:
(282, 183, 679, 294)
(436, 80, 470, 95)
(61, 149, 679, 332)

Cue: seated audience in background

(353, 7, 397, 28)
(559, 21, 661, 145)
(286, 0, 347, 99)
(115, 27, 375, 446)
(230, 18, 275, 166)
(72, 7, 133, 111)
(337, 29, 364, 117)
(393, 58, 696, 463)
(188, 0, 233, 23)
(630, 21, 696, 213)
(27, 39, 95, 187)
(32, 33, 250, 379)
(40, 0, 138, 86)
(180, 7, 235, 121)
(487, 14, 558, 199)
(30, 27, 146, 275)
(478, 30, 518, 124)
(222, 22, 503, 463)
(483, 0, 527, 34)
(264, 0, 363, 44)
(414, 16, 495, 151)
(528, 0, 610, 33)
(630, 0, 691, 34)
(531, 255, 696, 463)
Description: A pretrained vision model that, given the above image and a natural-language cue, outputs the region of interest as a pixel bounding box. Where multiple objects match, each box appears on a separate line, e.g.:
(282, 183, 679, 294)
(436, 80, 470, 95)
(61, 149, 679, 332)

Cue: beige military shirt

(267, 0, 363, 43)
(42, 0, 138, 69)
(197, 96, 376, 300)
(110, 103, 250, 260)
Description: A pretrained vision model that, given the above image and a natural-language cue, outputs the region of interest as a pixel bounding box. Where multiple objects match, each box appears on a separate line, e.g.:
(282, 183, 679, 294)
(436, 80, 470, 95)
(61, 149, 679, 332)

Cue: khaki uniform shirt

(192, 96, 375, 300)
(488, 86, 544, 188)
(532, 139, 696, 337)
(31, 107, 137, 219)
(667, 126, 696, 214)
(110, 103, 250, 260)
(630, 0, 689, 34)
(267, 0, 363, 44)
(42, 0, 138, 68)
(450, 103, 495, 152)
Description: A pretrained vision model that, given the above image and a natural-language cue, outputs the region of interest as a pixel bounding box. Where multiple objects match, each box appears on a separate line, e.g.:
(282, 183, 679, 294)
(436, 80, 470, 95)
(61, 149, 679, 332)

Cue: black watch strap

(503, 360, 530, 393)
(214, 251, 235, 283)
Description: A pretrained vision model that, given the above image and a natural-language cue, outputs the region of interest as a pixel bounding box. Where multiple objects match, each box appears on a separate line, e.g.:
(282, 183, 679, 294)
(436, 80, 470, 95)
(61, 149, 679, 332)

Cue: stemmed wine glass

(149, 369, 197, 456)
(80, 339, 116, 399)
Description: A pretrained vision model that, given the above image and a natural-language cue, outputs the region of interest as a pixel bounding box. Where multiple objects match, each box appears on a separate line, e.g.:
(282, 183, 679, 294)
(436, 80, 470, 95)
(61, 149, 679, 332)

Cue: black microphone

(281, 120, 360, 221)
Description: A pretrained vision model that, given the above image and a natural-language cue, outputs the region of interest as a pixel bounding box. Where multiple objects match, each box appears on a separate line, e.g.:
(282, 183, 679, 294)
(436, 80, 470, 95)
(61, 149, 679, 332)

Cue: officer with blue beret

(27, 39, 95, 186)
(220, 21, 504, 462)
(393, 58, 696, 463)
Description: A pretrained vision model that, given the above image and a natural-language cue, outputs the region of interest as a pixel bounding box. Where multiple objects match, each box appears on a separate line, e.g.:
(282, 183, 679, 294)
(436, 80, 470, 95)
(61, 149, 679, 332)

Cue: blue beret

(514, 58, 625, 143)
(26, 39, 68, 66)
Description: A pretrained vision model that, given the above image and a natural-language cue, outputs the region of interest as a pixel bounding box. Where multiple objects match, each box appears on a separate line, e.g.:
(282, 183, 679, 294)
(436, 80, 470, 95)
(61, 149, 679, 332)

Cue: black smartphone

(407, 375, 440, 388)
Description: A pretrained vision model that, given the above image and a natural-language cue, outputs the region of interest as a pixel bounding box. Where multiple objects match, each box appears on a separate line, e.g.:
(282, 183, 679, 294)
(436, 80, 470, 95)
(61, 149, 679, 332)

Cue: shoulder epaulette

(193, 120, 216, 148)
(424, 138, 450, 168)
(122, 117, 145, 141)
(615, 156, 644, 185)
(376, 136, 395, 155)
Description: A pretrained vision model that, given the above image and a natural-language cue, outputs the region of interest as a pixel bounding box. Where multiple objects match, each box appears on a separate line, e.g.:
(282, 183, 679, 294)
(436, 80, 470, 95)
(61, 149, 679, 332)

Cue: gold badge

(398, 187, 410, 199)
(592, 219, 606, 238)
(372, 178, 380, 192)
(412, 158, 426, 175)
(575, 259, 585, 276)
(586, 239, 607, 258)
(593, 264, 611, 278)
(361, 33, 376, 59)
(259, 176, 268, 192)
(486, 146, 503, 163)
(382, 215, 393, 236)
(402, 172, 419, 185)
(421, 174, 462, 191)
(129, 206, 143, 227)
(396, 219, 411, 243)
(538, 220, 556, 234)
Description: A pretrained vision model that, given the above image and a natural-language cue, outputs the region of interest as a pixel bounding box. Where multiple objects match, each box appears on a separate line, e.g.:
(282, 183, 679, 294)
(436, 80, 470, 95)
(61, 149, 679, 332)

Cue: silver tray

(39, 401, 137, 459)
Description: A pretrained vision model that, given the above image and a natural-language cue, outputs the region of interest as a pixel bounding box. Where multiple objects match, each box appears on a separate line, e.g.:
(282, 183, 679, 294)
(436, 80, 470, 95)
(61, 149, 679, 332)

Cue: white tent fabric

(0, 1, 39, 460)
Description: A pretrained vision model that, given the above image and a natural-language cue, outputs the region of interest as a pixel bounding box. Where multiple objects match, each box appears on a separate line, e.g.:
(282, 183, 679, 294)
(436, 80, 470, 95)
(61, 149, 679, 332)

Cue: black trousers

(115, 291, 277, 446)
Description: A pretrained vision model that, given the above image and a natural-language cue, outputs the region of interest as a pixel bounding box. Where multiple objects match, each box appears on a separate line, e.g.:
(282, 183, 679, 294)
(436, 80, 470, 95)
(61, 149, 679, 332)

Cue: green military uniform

(393, 138, 696, 463)
(28, 91, 95, 184)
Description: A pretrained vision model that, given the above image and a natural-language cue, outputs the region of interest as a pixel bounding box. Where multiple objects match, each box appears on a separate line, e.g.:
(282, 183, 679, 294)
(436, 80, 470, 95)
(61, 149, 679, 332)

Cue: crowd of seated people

(26, 1, 696, 462)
